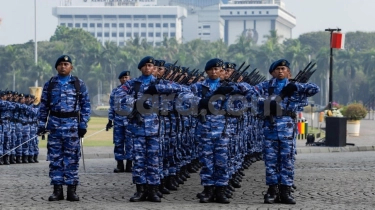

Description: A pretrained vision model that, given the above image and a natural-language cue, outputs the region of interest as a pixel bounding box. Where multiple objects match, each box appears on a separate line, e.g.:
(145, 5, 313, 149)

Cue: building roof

(171, 0, 225, 7)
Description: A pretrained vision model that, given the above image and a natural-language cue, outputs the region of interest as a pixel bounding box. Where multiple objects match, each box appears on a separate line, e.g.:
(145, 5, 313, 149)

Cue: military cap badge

(64, 56, 69, 61)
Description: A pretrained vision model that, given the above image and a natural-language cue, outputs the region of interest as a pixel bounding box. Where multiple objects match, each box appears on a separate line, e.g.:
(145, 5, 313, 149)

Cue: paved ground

(1, 116, 374, 209)
(1, 151, 375, 210)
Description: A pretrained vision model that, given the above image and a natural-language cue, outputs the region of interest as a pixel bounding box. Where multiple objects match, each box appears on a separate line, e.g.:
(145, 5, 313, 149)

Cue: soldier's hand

(106, 120, 113, 131)
(144, 85, 158, 94)
(214, 86, 234, 95)
(37, 127, 47, 136)
(280, 83, 297, 98)
(78, 128, 87, 138)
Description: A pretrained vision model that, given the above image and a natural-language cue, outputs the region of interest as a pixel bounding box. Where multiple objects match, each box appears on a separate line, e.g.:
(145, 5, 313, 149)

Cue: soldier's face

(274, 66, 290, 80)
(206, 67, 222, 80)
(56, 62, 73, 76)
(141, 63, 154, 76)
(225, 68, 234, 79)
(157, 67, 165, 78)
(119, 76, 131, 84)
(152, 66, 158, 76)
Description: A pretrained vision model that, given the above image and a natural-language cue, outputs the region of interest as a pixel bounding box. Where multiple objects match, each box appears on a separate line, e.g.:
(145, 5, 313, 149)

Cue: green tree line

(1, 26, 375, 106)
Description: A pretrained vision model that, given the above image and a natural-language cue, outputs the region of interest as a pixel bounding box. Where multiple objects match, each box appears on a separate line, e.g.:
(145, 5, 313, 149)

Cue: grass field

(38, 117, 113, 148)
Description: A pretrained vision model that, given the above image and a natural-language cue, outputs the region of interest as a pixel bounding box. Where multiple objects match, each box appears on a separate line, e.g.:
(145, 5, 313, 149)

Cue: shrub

(341, 103, 367, 120)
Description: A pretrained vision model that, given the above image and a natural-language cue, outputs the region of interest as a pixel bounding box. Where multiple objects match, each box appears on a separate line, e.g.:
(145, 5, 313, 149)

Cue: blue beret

(138, 56, 155, 70)
(269, 59, 290, 74)
(155, 60, 166, 67)
(164, 63, 173, 71)
(55, 55, 72, 69)
(118, 71, 130, 79)
(205, 58, 225, 71)
(224, 62, 236, 70)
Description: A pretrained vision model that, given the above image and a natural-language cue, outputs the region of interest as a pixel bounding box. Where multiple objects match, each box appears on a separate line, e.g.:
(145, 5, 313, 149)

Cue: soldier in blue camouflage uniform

(107, 70, 132, 173)
(191, 58, 239, 204)
(2, 91, 16, 165)
(37, 55, 91, 202)
(0, 91, 10, 165)
(30, 95, 40, 163)
(255, 59, 319, 204)
(120, 56, 184, 202)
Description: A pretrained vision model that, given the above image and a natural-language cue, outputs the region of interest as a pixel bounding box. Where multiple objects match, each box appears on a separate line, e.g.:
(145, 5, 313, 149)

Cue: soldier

(107, 70, 132, 173)
(120, 56, 184, 202)
(37, 55, 91, 202)
(29, 95, 40, 163)
(191, 58, 237, 204)
(255, 59, 319, 204)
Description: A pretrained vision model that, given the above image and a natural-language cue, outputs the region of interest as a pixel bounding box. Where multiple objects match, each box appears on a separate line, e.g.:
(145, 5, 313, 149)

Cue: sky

(1, 0, 375, 46)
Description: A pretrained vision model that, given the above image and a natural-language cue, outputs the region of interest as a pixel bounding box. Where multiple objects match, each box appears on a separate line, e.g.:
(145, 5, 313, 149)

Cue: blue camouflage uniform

(121, 74, 183, 186)
(38, 75, 91, 185)
(109, 85, 128, 161)
(255, 76, 319, 187)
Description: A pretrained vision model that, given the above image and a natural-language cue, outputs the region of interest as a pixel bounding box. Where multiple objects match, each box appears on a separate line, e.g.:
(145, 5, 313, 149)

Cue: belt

(50, 111, 79, 118)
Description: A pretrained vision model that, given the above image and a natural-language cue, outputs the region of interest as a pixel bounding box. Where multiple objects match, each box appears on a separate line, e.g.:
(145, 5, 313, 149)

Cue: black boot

(130, 184, 148, 202)
(196, 186, 211, 199)
(147, 185, 161, 202)
(175, 172, 185, 184)
(48, 185, 64, 201)
(125, 160, 132, 172)
(264, 185, 279, 204)
(113, 160, 125, 173)
(279, 185, 296, 204)
(231, 179, 241, 188)
(3, 155, 10, 165)
(224, 187, 233, 198)
(0, 157, 3, 165)
(165, 176, 178, 191)
(159, 179, 170, 194)
(227, 182, 235, 192)
(15, 156, 22, 164)
(28, 155, 35, 163)
(10, 155, 16, 164)
(178, 171, 187, 182)
(66, 185, 79, 201)
(215, 186, 230, 204)
(187, 163, 197, 173)
(22, 155, 28, 164)
(182, 165, 190, 178)
(33, 155, 39, 163)
(199, 186, 215, 203)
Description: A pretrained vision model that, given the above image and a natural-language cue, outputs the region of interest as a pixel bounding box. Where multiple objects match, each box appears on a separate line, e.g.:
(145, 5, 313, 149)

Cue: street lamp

(325, 28, 341, 110)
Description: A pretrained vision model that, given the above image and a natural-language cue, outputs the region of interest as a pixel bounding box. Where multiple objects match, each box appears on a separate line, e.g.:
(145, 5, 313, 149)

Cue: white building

(221, 2, 296, 45)
(53, 0, 295, 46)
(53, 0, 187, 46)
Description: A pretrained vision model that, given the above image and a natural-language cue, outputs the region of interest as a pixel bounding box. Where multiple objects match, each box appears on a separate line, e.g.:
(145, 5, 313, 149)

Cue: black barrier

(325, 117, 347, 147)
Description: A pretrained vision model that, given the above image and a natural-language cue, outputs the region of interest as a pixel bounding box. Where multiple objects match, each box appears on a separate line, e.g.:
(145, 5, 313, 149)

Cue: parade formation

(106, 55, 320, 204)
(0, 91, 40, 165)
(0, 54, 320, 205)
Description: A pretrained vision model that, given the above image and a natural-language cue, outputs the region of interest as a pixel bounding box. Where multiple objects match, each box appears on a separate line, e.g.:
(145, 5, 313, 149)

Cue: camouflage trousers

(9, 122, 16, 155)
(29, 124, 39, 156)
(113, 122, 126, 161)
(262, 117, 296, 186)
(21, 124, 30, 156)
(15, 123, 23, 156)
(0, 124, 4, 156)
(132, 135, 160, 185)
(198, 115, 229, 187)
(47, 126, 81, 185)
(3, 123, 11, 155)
